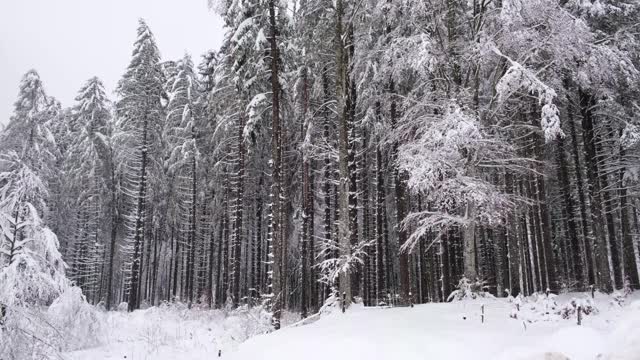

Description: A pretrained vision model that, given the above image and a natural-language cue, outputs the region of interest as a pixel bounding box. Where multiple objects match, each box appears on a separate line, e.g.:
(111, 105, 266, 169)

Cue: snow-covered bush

(117, 301, 129, 312)
(0, 305, 61, 360)
(559, 298, 598, 319)
(0, 272, 104, 358)
(510, 292, 599, 323)
(510, 292, 558, 321)
(223, 304, 273, 341)
(447, 277, 495, 301)
(0, 226, 67, 307)
(623, 277, 633, 297)
(319, 292, 340, 315)
(48, 286, 104, 350)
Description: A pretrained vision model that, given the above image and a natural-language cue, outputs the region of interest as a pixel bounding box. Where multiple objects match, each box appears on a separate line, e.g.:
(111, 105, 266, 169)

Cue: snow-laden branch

(492, 46, 564, 142)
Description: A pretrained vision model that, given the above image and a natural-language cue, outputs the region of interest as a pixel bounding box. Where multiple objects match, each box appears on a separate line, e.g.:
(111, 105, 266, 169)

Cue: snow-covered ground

(231, 293, 640, 360)
(64, 304, 296, 360)
(65, 293, 640, 360)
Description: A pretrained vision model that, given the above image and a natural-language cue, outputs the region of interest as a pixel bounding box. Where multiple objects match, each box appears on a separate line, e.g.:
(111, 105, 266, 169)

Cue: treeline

(1, 0, 640, 327)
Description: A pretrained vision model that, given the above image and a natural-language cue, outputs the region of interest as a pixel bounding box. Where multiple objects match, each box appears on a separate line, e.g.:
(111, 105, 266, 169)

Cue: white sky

(0, 0, 225, 127)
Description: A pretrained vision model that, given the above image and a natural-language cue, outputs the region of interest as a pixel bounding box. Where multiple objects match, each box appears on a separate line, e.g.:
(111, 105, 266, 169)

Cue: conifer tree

(115, 19, 166, 311)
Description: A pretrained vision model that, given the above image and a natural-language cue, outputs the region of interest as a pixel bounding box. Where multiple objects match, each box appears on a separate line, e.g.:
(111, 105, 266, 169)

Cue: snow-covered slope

(229, 294, 640, 360)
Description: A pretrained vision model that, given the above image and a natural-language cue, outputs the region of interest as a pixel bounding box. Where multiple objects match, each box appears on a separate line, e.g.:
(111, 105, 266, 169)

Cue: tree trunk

(106, 155, 118, 310)
(128, 115, 148, 312)
(301, 67, 311, 318)
(619, 146, 639, 287)
(335, 0, 352, 308)
(579, 89, 612, 292)
(566, 90, 595, 285)
(556, 134, 583, 287)
(232, 112, 246, 307)
(268, 0, 284, 329)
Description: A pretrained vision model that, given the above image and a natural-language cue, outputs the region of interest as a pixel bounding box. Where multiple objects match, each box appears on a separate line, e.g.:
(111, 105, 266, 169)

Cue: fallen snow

(65, 304, 296, 360)
(63, 292, 640, 360)
(230, 293, 640, 360)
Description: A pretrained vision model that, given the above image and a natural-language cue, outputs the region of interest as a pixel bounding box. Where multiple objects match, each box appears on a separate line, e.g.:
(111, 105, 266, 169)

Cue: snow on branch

(493, 47, 564, 142)
(316, 240, 373, 286)
(244, 93, 268, 143)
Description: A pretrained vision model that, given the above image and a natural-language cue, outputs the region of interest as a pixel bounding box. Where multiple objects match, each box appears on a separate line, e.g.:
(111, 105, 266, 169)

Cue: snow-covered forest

(2, 0, 640, 359)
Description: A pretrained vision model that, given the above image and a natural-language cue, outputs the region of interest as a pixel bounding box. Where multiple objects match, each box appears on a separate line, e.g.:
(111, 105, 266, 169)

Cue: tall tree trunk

(556, 134, 583, 287)
(375, 142, 385, 304)
(172, 226, 179, 299)
(255, 185, 263, 297)
(268, 0, 284, 329)
(335, 0, 352, 308)
(566, 90, 595, 285)
(321, 68, 333, 305)
(106, 156, 118, 310)
(389, 79, 411, 303)
(596, 133, 622, 288)
(301, 67, 311, 318)
(215, 215, 224, 307)
(579, 89, 612, 292)
(619, 145, 640, 287)
(232, 113, 246, 307)
(207, 192, 216, 307)
(128, 116, 148, 312)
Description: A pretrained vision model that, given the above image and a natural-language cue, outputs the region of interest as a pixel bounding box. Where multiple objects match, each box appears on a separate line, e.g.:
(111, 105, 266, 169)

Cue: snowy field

(63, 292, 640, 360)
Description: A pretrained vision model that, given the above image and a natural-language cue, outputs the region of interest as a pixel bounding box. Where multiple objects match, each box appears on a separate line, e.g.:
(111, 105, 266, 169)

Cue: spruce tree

(115, 19, 165, 311)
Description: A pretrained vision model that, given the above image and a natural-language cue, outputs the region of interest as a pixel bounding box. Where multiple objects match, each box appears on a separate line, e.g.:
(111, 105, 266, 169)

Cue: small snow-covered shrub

(505, 288, 515, 303)
(447, 277, 495, 301)
(610, 279, 633, 307)
(0, 225, 67, 307)
(623, 277, 633, 297)
(0, 287, 105, 359)
(140, 317, 176, 349)
(223, 304, 273, 341)
(611, 290, 626, 307)
(0, 253, 66, 307)
(319, 292, 340, 315)
(559, 297, 598, 320)
(509, 291, 599, 323)
(511, 291, 559, 322)
(48, 286, 104, 350)
(158, 299, 189, 311)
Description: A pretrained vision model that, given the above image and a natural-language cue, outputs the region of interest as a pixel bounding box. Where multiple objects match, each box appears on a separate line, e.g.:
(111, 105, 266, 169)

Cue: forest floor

(65, 292, 640, 360)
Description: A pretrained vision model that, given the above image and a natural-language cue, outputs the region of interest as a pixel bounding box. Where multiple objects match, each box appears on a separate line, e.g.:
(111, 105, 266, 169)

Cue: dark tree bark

(556, 133, 583, 287)
(128, 116, 149, 312)
(268, 0, 284, 329)
(579, 89, 612, 292)
(618, 145, 639, 287)
(232, 113, 246, 307)
(106, 153, 119, 310)
(301, 67, 311, 318)
(566, 90, 595, 285)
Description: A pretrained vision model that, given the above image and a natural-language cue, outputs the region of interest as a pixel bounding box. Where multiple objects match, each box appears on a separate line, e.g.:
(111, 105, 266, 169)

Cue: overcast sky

(0, 0, 224, 127)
